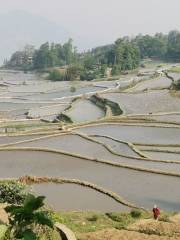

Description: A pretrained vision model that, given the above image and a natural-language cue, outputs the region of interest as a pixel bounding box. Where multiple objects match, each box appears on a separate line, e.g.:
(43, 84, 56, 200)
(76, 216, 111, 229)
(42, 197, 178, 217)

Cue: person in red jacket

(153, 205, 160, 220)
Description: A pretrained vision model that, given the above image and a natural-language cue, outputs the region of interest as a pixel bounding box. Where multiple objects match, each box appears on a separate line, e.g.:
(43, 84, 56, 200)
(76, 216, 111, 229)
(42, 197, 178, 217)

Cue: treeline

(5, 30, 180, 81)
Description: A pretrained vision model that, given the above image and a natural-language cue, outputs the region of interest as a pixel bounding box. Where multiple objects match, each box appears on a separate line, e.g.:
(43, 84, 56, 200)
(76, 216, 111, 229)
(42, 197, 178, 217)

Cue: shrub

(70, 86, 76, 93)
(48, 69, 65, 81)
(0, 182, 27, 204)
(130, 209, 142, 218)
(106, 212, 134, 230)
(87, 215, 98, 222)
(5, 194, 54, 239)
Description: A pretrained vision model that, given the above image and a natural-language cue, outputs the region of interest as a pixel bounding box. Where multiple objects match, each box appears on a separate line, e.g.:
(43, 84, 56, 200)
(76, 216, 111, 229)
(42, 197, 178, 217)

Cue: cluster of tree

(5, 30, 180, 80)
(4, 45, 35, 71)
(33, 39, 78, 69)
(133, 30, 180, 60)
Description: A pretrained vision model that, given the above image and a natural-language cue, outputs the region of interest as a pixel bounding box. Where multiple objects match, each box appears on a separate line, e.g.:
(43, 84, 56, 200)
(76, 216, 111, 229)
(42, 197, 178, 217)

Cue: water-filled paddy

(23, 86, 105, 102)
(168, 72, 180, 81)
(90, 135, 139, 157)
(0, 150, 179, 210)
(1, 69, 180, 212)
(75, 124, 180, 144)
(65, 100, 105, 122)
(130, 76, 171, 92)
(101, 90, 180, 114)
(143, 151, 180, 161)
(27, 104, 69, 119)
(33, 183, 130, 212)
(0, 135, 44, 145)
(9, 134, 180, 172)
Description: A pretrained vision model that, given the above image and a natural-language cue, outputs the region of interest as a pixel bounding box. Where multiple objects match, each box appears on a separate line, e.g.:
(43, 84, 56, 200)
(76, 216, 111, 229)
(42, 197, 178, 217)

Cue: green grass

(51, 211, 151, 234)
(169, 66, 180, 73)
(0, 225, 7, 240)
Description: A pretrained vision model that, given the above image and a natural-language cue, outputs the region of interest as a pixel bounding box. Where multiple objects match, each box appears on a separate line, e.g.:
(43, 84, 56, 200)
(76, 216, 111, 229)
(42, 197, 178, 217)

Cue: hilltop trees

(33, 39, 78, 69)
(6, 45, 35, 70)
(112, 37, 140, 74)
(167, 30, 180, 60)
(134, 34, 167, 58)
(5, 30, 180, 78)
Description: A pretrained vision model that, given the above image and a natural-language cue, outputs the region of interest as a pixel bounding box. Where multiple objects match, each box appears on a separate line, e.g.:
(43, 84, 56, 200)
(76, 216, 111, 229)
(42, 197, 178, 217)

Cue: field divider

(140, 148, 180, 154)
(0, 176, 147, 211)
(1, 147, 180, 177)
(134, 143, 180, 147)
(2, 130, 180, 164)
(86, 134, 148, 158)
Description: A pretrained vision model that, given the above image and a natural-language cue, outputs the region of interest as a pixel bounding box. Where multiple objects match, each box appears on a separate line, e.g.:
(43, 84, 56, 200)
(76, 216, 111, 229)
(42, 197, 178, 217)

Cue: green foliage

(130, 210, 142, 218)
(172, 79, 180, 90)
(48, 69, 65, 81)
(86, 215, 99, 222)
(70, 86, 76, 93)
(114, 38, 140, 72)
(0, 225, 7, 240)
(5, 194, 54, 239)
(134, 33, 167, 58)
(66, 64, 82, 81)
(33, 39, 77, 69)
(6, 30, 180, 75)
(105, 212, 135, 229)
(167, 31, 180, 60)
(80, 69, 96, 81)
(0, 182, 27, 204)
(169, 66, 180, 73)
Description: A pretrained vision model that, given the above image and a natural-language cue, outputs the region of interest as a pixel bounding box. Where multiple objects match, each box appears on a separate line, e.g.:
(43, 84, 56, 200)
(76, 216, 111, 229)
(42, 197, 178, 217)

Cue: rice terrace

(1, 61, 180, 214)
(1, 1, 180, 238)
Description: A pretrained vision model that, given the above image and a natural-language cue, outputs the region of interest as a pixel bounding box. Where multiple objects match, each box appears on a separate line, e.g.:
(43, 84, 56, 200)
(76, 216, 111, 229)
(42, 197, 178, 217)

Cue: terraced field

(1, 64, 180, 212)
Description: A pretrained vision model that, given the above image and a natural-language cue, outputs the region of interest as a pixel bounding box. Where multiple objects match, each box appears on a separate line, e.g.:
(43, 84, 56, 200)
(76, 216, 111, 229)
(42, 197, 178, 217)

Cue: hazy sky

(0, 0, 180, 48)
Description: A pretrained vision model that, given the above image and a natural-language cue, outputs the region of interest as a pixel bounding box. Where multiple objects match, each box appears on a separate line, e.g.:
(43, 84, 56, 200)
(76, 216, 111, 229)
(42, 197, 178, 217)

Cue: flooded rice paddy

(33, 183, 130, 212)
(65, 99, 105, 123)
(0, 150, 180, 210)
(1, 66, 180, 212)
(101, 90, 180, 114)
(75, 124, 180, 145)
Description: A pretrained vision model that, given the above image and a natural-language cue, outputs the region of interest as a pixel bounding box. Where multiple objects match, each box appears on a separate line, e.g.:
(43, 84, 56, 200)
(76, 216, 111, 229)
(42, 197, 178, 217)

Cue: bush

(80, 69, 96, 81)
(0, 182, 27, 204)
(48, 69, 65, 81)
(87, 215, 98, 222)
(70, 86, 76, 93)
(106, 212, 134, 230)
(5, 194, 54, 239)
(130, 209, 142, 218)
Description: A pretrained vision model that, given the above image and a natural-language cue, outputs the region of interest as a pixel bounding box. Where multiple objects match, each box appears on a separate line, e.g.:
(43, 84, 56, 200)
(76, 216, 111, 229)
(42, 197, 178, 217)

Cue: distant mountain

(0, 11, 70, 64)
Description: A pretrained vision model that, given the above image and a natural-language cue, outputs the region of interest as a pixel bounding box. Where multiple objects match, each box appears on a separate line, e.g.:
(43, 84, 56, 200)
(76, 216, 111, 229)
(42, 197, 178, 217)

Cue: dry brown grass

(78, 228, 180, 240)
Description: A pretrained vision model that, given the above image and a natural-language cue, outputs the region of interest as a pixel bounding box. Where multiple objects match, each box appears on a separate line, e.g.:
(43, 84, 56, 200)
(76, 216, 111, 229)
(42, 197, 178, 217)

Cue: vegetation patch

(89, 94, 123, 116)
(105, 212, 136, 229)
(0, 182, 27, 205)
(171, 80, 180, 91)
(169, 66, 180, 73)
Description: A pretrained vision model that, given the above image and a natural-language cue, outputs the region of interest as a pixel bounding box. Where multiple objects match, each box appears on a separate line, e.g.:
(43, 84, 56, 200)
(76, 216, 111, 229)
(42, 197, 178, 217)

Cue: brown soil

(78, 217, 180, 240)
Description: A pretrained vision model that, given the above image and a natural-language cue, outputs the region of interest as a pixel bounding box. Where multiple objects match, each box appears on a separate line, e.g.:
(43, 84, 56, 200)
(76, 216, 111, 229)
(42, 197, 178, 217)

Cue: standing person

(153, 205, 160, 220)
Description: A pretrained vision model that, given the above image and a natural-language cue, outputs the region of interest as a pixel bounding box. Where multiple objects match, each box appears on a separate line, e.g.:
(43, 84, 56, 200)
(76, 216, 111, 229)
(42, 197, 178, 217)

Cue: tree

(33, 42, 50, 69)
(5, 194, 53, 239)
(113, 38, 140, 73)
(167, 30, 180, 60)
(66, 64, 83, 81)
